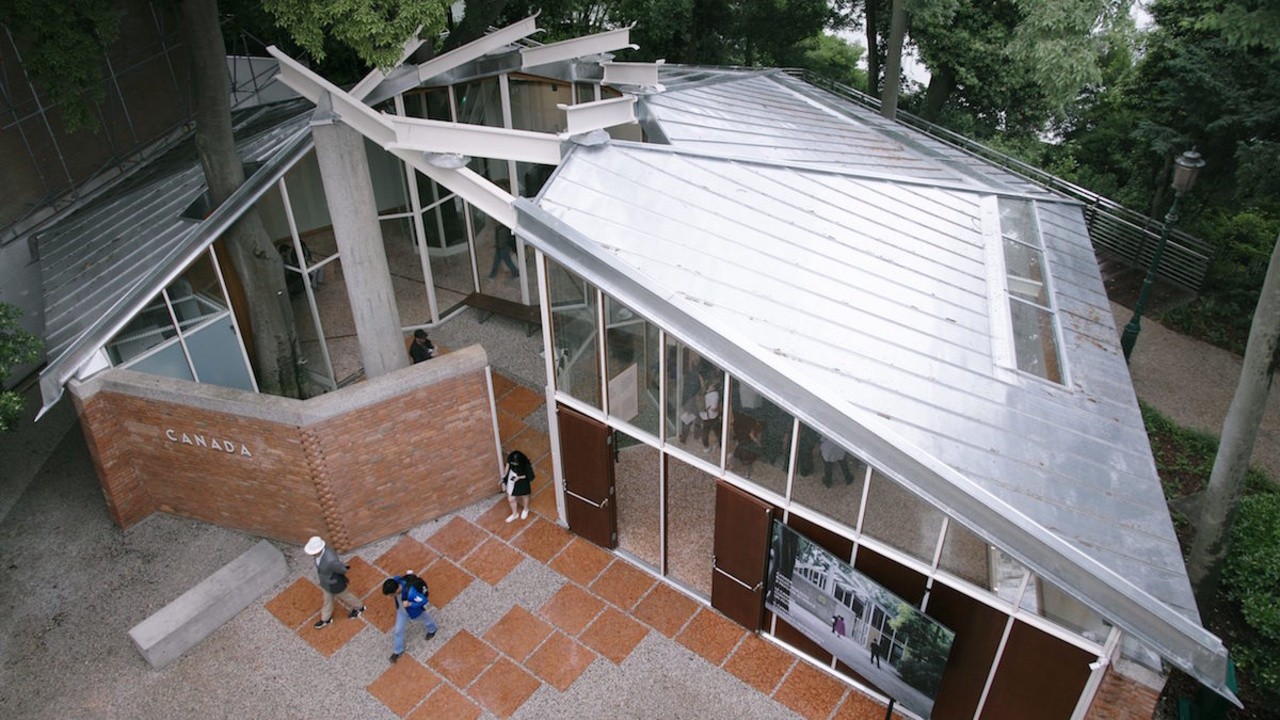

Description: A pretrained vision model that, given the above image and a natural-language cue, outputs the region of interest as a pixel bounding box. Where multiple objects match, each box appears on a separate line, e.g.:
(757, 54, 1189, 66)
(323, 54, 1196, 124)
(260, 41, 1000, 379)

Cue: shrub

(1222, 492, 1280, 701)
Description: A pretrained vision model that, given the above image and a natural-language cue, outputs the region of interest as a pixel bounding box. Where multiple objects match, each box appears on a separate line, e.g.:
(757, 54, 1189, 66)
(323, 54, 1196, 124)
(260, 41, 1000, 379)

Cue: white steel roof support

(520, 26, 637, 69)
(557, 95, 638, 137)
(387, 115, 563, 165)
(350, 32, 429, 101)
(415, 14, 540, 83)
(601, 60, 665, 91)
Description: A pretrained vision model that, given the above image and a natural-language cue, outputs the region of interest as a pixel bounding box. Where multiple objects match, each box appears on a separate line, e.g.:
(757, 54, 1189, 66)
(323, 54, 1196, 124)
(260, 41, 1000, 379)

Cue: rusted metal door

(557, 404, 616, 549)
(711, 480, 773, 630)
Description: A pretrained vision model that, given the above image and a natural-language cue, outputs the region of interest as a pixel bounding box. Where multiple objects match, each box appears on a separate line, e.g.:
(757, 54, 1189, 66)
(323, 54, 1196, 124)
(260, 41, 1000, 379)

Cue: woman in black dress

(501, 450, 535, 522)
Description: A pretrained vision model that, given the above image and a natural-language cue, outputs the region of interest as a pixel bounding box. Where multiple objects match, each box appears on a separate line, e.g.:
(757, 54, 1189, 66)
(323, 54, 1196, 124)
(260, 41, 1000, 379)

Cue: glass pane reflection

(614, 432, 661, 571)
(665, 338, 724, 462)
(727, 377, 792, 498)
(861, 469, 945, 563)
(548, 259, 600, 409)
(790, 424, 862, 528)
(605, 297, 660, 437)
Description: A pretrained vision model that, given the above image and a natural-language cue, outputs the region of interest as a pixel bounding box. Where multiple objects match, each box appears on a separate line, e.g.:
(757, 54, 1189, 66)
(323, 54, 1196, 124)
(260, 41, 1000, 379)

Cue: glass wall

(547, 259, 600, 408)
(604, 296, 660, 437)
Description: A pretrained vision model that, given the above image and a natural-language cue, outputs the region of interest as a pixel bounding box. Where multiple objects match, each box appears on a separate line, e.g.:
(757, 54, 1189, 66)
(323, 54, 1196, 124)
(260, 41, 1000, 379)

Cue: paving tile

(407, 684, 481, 720)
(297, 611, 364, 657)
(511, 518, 572, 563)
(529, 484, 558, 520)
(265, 577, 321, 630)
(508, 425, 550, 465)
(539, 583, 605, 636)
(483, 605, 554, 662)
(490, 372, 517, 401)
(632, 582, 699, 637)
(475, 497, 527, 541)
(427, 630, 498, 688)
(773, 660, 848, 720)
(831, 691, 894, 720)
(462, 537, 524, 586)
(549, 537, 613, 586)
(579, 607, 649, 665)
(373, 536, 439, 578)
(469, 657, 541, 719)
(425, 516, 489, 561)
(497, 410, 526, 445)
(498, 383, 544, 418)
(590, 560, 657, 611)
(724, 635, 796, 695)
(424, 557, 473, 608)
(532, 455, 553, 482)
(365, 593, 398, 633)
(524, 631, 596, 692)
(367, 655, 440, 717)
(344, 556, 383, 599)
(675, 608, 746, 666)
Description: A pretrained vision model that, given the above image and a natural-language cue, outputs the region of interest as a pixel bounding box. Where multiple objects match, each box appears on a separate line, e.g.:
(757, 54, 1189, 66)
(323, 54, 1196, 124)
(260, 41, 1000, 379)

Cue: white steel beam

(416, 14, 540, 83)
(387, 116, 563, 165)
(392, 151, 515, 228)
(557, 95, 637, 137)
(601, 59, 666, 91)
(350, 32, 428, 101)
(520, 26, 636, 69)
(268, 46, 395, 146)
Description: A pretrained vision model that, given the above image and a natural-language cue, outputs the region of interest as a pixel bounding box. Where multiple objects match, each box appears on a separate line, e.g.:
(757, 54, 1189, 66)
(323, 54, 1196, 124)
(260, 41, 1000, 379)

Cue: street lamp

(1120, 148, 1206, 361)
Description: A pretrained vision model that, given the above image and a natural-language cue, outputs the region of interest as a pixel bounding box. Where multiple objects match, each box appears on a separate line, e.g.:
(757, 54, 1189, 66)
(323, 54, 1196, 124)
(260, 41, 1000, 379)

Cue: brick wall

(70, 345, 499, 553)
(1086, 658, 1164, 720)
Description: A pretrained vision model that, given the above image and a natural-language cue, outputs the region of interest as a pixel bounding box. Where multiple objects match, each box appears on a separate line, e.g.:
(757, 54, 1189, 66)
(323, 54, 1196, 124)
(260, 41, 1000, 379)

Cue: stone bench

(128, 539, 286, 669)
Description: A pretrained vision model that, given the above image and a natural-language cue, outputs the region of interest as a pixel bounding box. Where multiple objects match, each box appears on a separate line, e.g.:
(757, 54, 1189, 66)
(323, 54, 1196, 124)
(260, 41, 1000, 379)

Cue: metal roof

(523, 69, 1230, 696)
(36, 100, 314, 413)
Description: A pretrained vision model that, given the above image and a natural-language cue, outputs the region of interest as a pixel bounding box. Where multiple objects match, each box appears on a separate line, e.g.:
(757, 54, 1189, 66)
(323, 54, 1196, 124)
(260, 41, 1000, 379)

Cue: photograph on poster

(765, 521, 955, 718)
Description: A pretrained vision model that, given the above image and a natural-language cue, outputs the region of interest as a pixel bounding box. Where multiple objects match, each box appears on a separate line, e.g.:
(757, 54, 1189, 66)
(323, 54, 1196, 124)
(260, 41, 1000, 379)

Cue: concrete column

(310, 99, 407, 379)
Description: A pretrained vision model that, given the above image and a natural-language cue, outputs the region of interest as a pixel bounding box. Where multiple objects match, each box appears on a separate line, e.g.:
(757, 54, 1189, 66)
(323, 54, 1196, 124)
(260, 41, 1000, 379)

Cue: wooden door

(711, 481, 773, 630)
(557, 404, 616, 549)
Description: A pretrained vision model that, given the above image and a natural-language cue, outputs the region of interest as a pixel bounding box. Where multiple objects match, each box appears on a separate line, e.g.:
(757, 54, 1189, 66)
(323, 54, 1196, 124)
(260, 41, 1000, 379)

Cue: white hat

(304, 536, 325, 555)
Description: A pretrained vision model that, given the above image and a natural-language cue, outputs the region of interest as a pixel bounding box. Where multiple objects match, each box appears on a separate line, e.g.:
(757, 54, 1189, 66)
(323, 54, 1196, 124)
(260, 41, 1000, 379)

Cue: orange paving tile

(297, 612, 364, 657)
(524, 631, 597, 691)
(590, 560, 657, 611)
(511, 518, 572, 563)
(407, 683, 481, 720)
(549, 537, 614, 586)
(373, 536, 439, 578)
(474, 497, 528, 540)
(539, 583, 606, 636)
(773, 660, 849, 720)
(427, 630, 498, 688)
(364, 592, 398, 633)
(425, 517, 489, 561)
(462, 537, 525, 586)
(423, 557, 473, 608)
(532, 455, 553, 481)
(469, 657, 541, 719)
(724, 634, 796, 695)
(831, 691, 895, 720)
(497, 384, 544, 418)
(265, 578, 322, 630)
(496, 410, 526, 445)
(508, 425, 550, 464)
(632, 582, 699, 637)
(367, 656, 440, 717)
(579, 607, 649, 665)
(676, 608, 747, 666)
(483, 605, 554, 662)
(490, 372, 517, 399)
(343, 556, 384, 599)
(529, 484, 558, 519)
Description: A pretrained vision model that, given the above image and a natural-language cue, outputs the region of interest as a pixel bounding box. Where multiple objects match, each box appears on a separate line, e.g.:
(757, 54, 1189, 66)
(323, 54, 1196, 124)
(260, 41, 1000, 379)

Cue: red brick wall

(1086, 661, 1164, 720)
(70, 346, 499, 552)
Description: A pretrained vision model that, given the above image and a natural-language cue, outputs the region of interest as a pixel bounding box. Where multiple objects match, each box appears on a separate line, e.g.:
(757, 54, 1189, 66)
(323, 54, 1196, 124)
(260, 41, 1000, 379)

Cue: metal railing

(791, 70, 1217, 291)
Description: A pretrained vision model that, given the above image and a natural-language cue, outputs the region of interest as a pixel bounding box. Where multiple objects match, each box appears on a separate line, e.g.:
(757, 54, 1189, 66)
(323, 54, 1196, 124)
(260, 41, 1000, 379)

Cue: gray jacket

(314, 546, 348, 592)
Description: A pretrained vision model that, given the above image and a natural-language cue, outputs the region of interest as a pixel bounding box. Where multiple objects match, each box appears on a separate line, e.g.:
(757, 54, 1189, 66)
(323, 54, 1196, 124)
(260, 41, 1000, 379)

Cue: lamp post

(1120, 149, 1206, 361)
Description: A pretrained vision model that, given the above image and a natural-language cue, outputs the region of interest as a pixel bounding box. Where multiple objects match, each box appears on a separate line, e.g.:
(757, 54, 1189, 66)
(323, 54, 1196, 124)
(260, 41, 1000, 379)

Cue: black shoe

(389, 652, 402, 663)
(426, 630, 436, 640)
(349, 605, 365, 619)
(314, 618, 332, 629)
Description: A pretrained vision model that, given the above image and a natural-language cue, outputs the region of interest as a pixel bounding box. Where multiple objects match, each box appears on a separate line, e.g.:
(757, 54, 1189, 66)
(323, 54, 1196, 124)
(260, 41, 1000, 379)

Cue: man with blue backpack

(381, 572, 438, 663)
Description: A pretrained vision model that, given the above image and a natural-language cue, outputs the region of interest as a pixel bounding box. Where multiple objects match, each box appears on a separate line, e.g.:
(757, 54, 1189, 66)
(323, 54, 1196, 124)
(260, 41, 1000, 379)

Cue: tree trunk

(1188, 231, 1280, 617)
(865, 0, 881, 96)
(880, 0, 907, 119)
(920, 64, 953, 122)
(177, 0, 301, 398)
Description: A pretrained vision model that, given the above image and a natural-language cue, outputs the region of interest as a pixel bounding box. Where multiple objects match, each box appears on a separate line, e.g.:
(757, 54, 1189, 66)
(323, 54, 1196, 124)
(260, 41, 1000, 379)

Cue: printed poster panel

(766, 521, 955, 718)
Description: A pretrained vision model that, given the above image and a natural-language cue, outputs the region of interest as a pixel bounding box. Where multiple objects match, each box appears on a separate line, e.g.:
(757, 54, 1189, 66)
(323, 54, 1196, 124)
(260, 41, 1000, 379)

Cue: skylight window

(998, 199, 1064, 384)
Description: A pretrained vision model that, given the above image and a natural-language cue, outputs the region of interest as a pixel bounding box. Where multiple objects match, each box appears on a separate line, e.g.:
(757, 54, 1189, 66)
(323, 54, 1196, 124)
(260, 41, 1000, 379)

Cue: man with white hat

(304, 536, 365, 628)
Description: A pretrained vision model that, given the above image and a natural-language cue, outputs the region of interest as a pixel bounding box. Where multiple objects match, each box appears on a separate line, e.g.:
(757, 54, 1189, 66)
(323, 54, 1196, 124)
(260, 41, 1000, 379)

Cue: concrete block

(129, 540, 286, 669)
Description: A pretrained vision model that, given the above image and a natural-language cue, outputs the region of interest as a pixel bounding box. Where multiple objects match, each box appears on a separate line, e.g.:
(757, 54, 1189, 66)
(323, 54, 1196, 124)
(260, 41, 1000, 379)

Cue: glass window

(416, 174, 466, 249)
(790, 424, 863, 528)
(129, 341, 193, 381)
(614, 431, 661, 570)
(861, 469, 946, 563)
(108, 294, 178, 365)
(403, 87, 451, 120)
(185, 315, 254, 391)
(937, 520, 992, 589)
(1027, 576, 1112, 644)
(666, 453, 716, 598)
(727, 377, 792, 498)
(664, 338, 725, 463)
(605, 297, 660, 437)
(455, 77, 502, 127)
(998, 198, 1063, 384)
(365, 139, 409, 213)
(548, 259, 601, 409)
(1009, 300, 1062, 382)
(509, 75, 566, 133)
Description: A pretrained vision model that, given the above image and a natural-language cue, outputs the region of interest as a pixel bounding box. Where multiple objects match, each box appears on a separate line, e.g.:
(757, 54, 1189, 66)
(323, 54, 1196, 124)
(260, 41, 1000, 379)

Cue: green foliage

(0, 303, 41, 432)
(1222, 492, 1280, 700)
(1140, 401, 1273, 501)
(888, 601, 951, 697)
(0, 0, 120, 131)
(794, 33, 867, 88)
(263, 0, 450, 70)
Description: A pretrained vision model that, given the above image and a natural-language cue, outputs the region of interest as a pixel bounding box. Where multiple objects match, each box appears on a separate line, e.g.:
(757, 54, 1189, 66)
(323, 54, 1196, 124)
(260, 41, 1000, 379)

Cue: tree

(796, 33, 867, 88)
(0, 303, 41, 431)
(879, 0, 907, 118)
